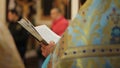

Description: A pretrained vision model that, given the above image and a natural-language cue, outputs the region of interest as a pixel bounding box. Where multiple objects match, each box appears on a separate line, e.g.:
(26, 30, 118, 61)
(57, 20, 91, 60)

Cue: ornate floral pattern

(50, 0, 120, 68)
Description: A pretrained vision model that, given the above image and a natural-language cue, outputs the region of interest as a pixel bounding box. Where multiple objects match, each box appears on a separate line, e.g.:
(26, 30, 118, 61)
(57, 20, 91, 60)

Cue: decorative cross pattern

(107, 8, 120, 44)
(107, 8, 120, 25)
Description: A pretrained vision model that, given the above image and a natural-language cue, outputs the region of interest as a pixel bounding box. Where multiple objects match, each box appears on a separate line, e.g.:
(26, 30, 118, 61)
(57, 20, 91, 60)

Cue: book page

(35, 25, 61, 44)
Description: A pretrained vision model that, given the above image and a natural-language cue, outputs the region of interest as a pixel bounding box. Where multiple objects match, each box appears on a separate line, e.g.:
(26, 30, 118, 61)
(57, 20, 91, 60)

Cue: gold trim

(61, 44, 120, 60)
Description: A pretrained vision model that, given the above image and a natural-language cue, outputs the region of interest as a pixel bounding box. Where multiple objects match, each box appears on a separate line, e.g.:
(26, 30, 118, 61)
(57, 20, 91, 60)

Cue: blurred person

(37, 8, 69, 68)
(53, 0, 71, 19)
(8, 9, 29, 64)
(50, 8, 69, 36)
(0, 22, 25, 68)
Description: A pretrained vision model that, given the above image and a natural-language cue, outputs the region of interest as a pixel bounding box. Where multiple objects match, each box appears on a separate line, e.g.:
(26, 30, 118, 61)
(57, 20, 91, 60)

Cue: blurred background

(0, 0, 86, 68)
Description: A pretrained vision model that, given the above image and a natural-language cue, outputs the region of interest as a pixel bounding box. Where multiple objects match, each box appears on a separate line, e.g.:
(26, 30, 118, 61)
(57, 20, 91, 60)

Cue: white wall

(71, 0, 79, 20)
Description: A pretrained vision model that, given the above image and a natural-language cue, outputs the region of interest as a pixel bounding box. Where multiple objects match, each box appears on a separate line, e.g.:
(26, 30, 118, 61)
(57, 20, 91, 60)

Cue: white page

(35, 25, 61, 44)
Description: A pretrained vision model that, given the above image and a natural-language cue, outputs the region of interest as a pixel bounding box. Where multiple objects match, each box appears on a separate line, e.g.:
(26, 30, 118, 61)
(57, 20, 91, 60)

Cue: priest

(42, 0, 120, 68)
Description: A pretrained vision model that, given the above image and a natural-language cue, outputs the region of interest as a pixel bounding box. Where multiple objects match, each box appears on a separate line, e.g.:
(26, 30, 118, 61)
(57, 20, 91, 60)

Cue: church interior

(0, 0, 120, 68)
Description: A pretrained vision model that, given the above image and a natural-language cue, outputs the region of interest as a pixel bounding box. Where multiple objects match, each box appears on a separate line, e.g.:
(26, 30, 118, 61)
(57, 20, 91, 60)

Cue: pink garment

(51, 16, 69, 36)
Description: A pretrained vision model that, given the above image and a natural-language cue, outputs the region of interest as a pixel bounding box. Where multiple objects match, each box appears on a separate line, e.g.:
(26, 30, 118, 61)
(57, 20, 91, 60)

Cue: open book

(18, 18, 61, 44)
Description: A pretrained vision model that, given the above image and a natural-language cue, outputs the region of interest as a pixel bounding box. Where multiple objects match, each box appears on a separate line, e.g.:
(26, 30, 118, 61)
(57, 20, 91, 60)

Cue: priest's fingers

(49, 41, 55, 46)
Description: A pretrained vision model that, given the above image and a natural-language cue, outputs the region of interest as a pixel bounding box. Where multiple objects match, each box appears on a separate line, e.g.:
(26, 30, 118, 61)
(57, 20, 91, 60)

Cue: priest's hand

(40, 41, 55, 57)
